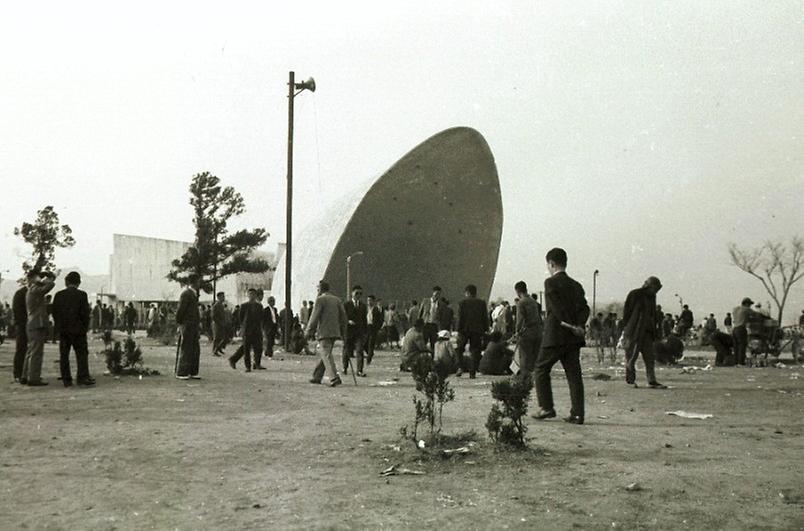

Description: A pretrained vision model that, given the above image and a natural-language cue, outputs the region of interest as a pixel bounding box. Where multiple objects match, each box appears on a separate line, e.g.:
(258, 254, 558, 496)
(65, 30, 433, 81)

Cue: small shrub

(404, 354, 455, 445)
(122, 337, 143, 368)
(102, 329, 113, 348)
(486, 373, 533, 447)
(105, 341, 123, 375)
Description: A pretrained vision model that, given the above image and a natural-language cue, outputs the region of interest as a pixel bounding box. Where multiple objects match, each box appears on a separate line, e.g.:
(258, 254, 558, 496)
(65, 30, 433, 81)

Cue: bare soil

(1, 335, 802, 530)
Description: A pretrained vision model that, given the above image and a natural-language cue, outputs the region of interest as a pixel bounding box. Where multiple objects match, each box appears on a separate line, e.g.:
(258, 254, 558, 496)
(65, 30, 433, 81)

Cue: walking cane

(346, 356, 358, 386)
(174, 330, 183, 376)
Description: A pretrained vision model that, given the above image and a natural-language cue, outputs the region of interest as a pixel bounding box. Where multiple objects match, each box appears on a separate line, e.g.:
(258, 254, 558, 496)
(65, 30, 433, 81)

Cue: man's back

(12, 287, 28, 326)
(240, 302, 264, 334)
(457, 297, 488, 334)
(542, 272, 589, 349)
(176, 288, 199, 327)
(52, 287, 90, 335)
(307, 293, 347, 340)
(26, 280, 55, 329)
(516, 296, 542, 333)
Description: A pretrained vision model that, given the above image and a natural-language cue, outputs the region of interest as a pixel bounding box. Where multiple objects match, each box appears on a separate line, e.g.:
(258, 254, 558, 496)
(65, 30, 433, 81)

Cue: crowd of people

(4, 246, 802, 428)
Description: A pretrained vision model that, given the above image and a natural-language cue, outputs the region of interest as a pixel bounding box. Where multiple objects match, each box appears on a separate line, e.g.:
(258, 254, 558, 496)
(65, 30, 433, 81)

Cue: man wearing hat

(620, 276, 667, 389)
(731, 297, 755, 366)
(52, 271, 95, 386)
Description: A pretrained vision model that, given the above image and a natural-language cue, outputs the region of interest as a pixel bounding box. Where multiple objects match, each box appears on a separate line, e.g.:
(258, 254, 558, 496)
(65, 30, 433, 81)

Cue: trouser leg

(424, 323, 438, 351)
(733, 326, 747, 365)
(641, 336, 657, 383)
(356, 336, 365, 373)
(560, 347, 584, 419)
(534, 347, 560, 412)
(24, 328, 46, 383)
(318, 339, 338, 380)
(455, 333, 469, 372)
(469, 333, 483, 376)
(59, 334, 73, 383)
(342, 337, 353, 373)
(230, 344, 244, 364)
(74, 334, 90, 380)
(14, 328, 28, 379)
(312, 360, 325, 381)
(624, 341, 640, 383)
(518, 331, 541, 374)
(250, 334, 263, 367)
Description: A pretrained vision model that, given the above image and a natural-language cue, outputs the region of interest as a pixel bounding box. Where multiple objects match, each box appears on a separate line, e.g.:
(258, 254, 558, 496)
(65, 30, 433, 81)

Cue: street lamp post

(284, 71, 316, 350)
(592, 269, 599, 317)
(346, 252, 364, 298)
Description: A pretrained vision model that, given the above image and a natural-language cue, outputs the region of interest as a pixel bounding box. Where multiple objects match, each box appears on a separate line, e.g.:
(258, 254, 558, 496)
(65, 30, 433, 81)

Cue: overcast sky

(1, 1, 802, 322)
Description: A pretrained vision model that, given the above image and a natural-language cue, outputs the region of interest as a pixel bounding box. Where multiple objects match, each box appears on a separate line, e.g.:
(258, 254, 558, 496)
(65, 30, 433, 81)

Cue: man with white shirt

(263, 295, 279, 359)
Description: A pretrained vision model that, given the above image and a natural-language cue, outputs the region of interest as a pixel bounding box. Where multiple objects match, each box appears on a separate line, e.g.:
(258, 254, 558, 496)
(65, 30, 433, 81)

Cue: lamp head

(296, 77, 316, 93)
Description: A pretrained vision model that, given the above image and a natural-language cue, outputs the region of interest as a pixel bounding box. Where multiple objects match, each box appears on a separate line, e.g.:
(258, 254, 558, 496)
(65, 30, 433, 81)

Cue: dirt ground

(1, 334, 802, 530)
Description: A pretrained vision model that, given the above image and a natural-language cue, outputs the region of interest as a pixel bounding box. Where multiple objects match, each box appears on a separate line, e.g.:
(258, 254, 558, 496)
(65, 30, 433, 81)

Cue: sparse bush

(105, 341, 123, 374)
(103, 338, 159, 376)
(486, 373, 533, 447)
(122, 337, 143, 368)
(403, 354, 455, 445)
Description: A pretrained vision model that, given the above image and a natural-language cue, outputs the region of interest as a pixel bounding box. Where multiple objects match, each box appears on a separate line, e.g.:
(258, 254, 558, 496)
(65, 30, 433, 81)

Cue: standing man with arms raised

(12, 282, 28, 383)
(308, 280, 348, 387)
(175, 274, 201, 380)
(52, 271, 95, 387)
(621, 276, 668, 389)
(21, 270, 57, 386)
(532, 248, 590, 425)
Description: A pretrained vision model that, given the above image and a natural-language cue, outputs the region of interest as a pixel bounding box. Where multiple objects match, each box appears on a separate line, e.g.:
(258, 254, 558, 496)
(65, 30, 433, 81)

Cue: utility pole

(592, 269, 599, 317)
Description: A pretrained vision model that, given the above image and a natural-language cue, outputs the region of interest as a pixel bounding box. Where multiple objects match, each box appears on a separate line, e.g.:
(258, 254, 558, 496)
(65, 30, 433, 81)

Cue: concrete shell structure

(274, 126, 503, 307)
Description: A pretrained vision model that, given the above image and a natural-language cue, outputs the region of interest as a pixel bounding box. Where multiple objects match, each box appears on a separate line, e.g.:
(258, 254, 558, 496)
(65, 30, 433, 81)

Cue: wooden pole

(285, 71, 295, 351)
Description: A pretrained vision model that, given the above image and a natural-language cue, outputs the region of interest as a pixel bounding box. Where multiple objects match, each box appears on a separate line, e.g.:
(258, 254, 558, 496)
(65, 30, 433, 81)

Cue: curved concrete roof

(274, 126, 503, 307)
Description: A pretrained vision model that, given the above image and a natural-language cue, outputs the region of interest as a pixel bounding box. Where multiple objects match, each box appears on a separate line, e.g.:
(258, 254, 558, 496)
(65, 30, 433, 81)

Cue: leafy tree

(728, 237, 804, 325)
(168, 172, 270, 293)
(14, 206, 75, 274)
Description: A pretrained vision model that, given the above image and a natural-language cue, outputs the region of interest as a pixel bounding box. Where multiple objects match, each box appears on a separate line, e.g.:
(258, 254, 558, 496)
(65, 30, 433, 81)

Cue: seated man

(400, 318, 430, 371)
(478, 331, 514, 375)
(289, 321, 314, 355)
(710, 330, 735, 366)
(433, 329, 458, 375)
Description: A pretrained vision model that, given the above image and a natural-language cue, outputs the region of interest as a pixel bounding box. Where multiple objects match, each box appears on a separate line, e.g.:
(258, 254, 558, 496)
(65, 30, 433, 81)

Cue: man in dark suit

(621, 276, 668, 388)
(456, 284, 489, 379)
(533, 248, 590, 425)
(343, 285, 368, 376)
(52, 271, 94, 387)
(365, 294, 384, 366)
(175, 274, 201, 380)
(12, 284, 28, 383)
(419, 286, 446, 351)
(263, 296, 279, 359)
(229, 288, 263, 372)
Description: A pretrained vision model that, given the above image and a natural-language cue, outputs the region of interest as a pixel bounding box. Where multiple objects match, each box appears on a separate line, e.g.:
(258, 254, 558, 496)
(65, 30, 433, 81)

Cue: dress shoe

(228, 358, 237, 370)
(253, 365, 266, 371)
(329, 377, 342, 387)
(28, 381, 49, 387)
(563, 415, 584, 425)
(175, 375, 190, 380)
(19, 379, 28, 385)
(189, 375, 202, 380)
(532, 409, 557, 420)
(245, 368, 252, 373)
(357, 371, 367, 377)
(77, 379, 96, 386)
(648, 381, 668, 389)
(626, 381, 639, 388)
(309, 378, 322, 384)
(63, 380, 74, 388)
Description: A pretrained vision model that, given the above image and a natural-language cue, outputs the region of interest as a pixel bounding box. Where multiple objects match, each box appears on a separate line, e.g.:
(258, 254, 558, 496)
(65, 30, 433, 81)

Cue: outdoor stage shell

(274, 126, 503, 308)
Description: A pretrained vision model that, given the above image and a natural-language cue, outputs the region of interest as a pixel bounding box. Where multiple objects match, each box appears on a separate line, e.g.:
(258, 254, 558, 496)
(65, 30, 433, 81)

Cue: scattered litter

(591, 373, 612, 381)
(664, 443, 673, 448)
(442, 443, 476, 456)
(625, 482, 642, 492)
(790, 373, 799, 380)
(379, 465, 425, 477)
(596, 415, 609, 419)
(774, 362, 788, 369)
(665, 410, 713, 420)
(374, 381, 398, 387)
(680, 365, 713, 374)
(417, 440, 426, 449)
(175, 399, 185, 402)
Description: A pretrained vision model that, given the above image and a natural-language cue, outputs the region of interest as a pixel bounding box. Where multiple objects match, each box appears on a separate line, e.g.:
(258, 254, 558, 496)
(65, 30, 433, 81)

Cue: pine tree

(14, 206, 75, 274)
(168, 172, 270, 293)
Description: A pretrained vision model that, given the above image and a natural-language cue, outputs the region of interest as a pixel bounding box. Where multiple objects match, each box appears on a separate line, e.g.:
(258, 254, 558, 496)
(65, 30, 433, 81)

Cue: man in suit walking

(343, 286, 368, 376)
(12, 284, 28, 383)
(22, 270, 57, 386)
(228, 288, 263, 372)
(456, 284, 489, 379)
(308, 280, 348, 387)
(365, 294, 384, 367)
(532, 248, 590, 425)
(175, 274, 201, 380)
(621, 277, 668, 389)
(52, 271, 94, 387)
